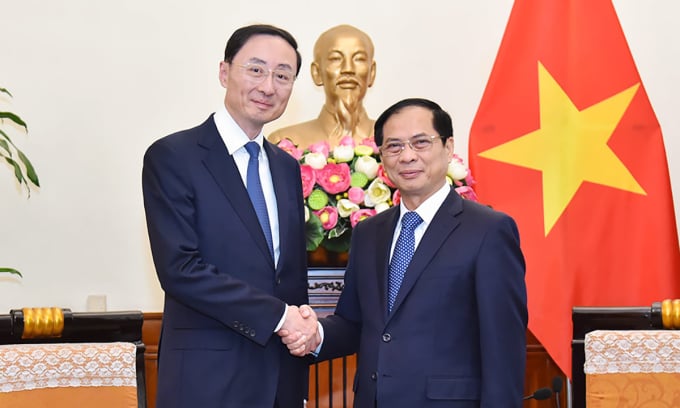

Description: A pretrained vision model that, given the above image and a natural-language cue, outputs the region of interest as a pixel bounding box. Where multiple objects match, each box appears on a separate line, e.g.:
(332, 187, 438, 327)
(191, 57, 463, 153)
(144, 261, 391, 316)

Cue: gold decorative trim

(661, 299, 680, 329)
(21, 307, 64, 339)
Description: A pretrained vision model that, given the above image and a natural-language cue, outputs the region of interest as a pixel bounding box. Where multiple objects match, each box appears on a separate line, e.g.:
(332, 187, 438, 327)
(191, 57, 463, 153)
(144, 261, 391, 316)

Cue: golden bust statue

(268, 24, 377, 149)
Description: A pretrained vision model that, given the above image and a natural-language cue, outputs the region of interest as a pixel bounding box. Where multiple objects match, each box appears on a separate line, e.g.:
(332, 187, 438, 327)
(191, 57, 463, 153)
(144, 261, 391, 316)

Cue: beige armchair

(0, 307, 146, 408)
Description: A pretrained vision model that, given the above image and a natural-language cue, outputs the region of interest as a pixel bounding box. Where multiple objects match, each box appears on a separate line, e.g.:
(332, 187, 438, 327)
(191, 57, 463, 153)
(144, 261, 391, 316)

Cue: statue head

(311, 25, 377, 119)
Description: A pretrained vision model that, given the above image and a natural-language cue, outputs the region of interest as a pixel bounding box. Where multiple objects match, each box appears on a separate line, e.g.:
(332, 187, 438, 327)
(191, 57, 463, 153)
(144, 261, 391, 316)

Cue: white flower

(354, 155, 379, 179)
(364, 178, 391, 207)
(336, 199, 360, 218)
(333, 145, 355, 163)
(447, 160, 468, 180)
(304, 152, 328, 169)
(304, 206, 310, 222)
(374, 202, 391, 214)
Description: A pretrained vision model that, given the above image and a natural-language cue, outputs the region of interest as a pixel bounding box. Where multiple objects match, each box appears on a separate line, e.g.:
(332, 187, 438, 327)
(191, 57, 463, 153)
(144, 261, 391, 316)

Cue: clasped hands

(278, 305, 320, 357)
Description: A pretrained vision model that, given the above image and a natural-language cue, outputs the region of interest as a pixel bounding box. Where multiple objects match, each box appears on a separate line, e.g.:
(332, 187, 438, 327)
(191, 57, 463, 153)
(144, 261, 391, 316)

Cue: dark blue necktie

(244, 142, 274, 261)
(388, 211, 423, 312)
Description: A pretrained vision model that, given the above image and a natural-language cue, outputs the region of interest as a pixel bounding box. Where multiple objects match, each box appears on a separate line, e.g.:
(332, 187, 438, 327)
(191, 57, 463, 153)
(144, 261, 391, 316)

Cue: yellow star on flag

(478, 61, 645, 235)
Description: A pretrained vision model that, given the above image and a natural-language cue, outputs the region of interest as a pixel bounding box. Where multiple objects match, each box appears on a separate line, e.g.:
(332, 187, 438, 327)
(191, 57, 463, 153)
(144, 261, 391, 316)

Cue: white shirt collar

(398, 182, 451, 226)
(213, 104, 265, 154)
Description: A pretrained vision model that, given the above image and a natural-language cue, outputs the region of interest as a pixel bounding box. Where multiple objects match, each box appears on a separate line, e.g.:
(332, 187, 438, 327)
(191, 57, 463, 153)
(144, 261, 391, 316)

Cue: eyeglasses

(379, 135, 441, 157)
(238, 62, 296, 87)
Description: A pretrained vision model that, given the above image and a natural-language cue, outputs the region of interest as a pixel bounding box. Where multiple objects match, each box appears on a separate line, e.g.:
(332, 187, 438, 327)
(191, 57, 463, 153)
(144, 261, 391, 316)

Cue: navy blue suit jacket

(318, 189, 527, 408)
(142, 116, 308, 408)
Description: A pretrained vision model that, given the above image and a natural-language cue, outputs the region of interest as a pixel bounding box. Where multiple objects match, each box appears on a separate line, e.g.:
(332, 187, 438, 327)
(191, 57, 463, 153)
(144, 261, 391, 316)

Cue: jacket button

(370, 372, 377, 380)
(249, 329, 256, 337)
(276, 278, 281, 285)
(382, 333, 391, 342)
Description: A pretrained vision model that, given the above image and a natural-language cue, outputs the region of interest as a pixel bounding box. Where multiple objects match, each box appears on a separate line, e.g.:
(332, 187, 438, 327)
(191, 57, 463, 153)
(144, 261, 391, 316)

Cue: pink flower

(465, 172, 476, 187)
(359, 138, 379, 154)
(300, 165, 316, 198)
(392, 189, 401, 206)
(377, 164, 396, 188)
(347, 187, 365, 204)
(307, 141, 331, 158)
(338, 135, 355, 147)
(315, 162, 351, 195)
(350, 208, 376, 228)
(314, 206, 339, 230)
(276, 139, 303, 161)
(455, 186, 478, 202)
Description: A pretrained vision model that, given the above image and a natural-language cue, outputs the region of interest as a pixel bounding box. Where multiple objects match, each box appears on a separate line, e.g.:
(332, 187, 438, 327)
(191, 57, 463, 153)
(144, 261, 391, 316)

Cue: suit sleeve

(476, 214, 528, 407)
(315, 221, 366, 361)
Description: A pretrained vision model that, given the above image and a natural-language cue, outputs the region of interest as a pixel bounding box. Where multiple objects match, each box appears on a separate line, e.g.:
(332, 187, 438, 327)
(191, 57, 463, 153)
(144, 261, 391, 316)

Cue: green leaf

(321, 232, 352, 253)
(305, 214, 324, 251)
(17, 149, 39, 187)
(0, 111, 28, 130)
(4, 156, 27, 186)
(0, 138, 10, 156)
(327, 224, 348, 239)
(0, 267, 23, 277)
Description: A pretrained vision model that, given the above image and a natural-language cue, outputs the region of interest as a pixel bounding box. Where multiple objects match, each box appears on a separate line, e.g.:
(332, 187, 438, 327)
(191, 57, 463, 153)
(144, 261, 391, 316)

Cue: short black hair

(374, 98, 453, 146)
(223, 24, 302, 76)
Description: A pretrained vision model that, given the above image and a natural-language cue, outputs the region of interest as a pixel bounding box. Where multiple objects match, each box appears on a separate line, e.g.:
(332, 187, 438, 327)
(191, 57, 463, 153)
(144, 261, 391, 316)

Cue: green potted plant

(1, 87, 40, 277)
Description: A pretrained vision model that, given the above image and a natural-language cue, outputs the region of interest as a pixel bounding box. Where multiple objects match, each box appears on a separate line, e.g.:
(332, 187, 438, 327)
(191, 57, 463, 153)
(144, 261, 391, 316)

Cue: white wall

(1, 0, 677, 312)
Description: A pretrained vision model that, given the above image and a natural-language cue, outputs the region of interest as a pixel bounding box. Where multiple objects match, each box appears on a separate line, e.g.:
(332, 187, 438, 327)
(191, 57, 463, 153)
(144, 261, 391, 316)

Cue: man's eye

(275, 71, 292, 82)
(249, 66, 265, 75)
(385, 142, 402, 151)
(412, 139, 432, 148)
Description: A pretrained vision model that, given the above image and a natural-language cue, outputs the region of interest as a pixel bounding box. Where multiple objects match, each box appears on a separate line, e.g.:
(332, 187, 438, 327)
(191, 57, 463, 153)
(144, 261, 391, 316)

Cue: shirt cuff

(274, 304, 288, 333)
(311, 321, 324, 356)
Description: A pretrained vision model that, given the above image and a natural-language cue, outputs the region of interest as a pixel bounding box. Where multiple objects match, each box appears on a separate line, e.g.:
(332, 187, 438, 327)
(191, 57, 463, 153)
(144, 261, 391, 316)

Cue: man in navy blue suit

(142, 24, 315, 408)
(284, 98, 528, 407)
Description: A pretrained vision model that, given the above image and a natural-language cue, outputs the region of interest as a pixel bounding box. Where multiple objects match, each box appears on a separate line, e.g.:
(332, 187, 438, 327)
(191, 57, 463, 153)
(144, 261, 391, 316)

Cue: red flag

(469, 0, 680, 377)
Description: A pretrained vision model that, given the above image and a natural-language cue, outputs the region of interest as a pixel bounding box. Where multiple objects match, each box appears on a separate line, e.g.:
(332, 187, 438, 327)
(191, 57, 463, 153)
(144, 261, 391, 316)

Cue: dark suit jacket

(318, 189, 527, 408)
(142, 115, 309, 408)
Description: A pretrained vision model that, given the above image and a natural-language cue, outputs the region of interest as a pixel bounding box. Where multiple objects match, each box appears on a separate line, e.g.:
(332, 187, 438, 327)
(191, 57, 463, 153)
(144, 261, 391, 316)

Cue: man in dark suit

(284, 98, 528, 407)
(142, 24, 316, 408)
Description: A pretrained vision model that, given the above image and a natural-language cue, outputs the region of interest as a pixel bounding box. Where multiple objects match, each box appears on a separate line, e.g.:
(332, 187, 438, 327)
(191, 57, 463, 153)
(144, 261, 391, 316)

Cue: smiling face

(219, 34, 298, 138)
(380, 105, 453, 210)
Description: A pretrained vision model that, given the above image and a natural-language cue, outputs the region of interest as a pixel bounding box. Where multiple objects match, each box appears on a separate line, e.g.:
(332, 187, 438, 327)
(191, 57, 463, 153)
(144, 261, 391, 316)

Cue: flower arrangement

(277, 136, 477, 253)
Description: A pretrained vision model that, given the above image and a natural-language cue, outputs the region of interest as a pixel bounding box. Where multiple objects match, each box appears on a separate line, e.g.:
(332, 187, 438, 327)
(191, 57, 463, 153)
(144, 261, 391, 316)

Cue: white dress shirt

(389, 182, 451, 262)
(213, 105, 280, 266)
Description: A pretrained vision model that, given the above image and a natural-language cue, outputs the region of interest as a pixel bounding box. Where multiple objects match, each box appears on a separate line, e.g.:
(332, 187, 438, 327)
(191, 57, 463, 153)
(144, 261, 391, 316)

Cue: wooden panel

(142, 312, 162, 408)
(525, 330, 567, 408)
(308, 354, 356, 408)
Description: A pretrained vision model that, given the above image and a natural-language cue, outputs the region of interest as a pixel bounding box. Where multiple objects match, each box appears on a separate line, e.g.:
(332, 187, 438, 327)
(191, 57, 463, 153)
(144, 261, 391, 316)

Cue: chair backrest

(0, 308, 146, 408)
(571, 300, 680, 408)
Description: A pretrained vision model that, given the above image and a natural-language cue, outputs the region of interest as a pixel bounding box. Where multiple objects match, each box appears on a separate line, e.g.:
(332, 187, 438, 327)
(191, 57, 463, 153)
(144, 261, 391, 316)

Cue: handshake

(278, 305, 321, 357)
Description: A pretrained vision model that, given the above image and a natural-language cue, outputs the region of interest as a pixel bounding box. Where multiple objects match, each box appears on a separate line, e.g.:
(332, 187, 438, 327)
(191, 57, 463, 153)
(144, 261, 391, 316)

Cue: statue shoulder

(267, 119, 327, 149)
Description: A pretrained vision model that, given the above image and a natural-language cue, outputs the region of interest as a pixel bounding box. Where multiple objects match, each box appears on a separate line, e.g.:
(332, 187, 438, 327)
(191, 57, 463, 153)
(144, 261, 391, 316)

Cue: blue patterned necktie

(388, 211, 423, 313)
(244, 142, 274, 261)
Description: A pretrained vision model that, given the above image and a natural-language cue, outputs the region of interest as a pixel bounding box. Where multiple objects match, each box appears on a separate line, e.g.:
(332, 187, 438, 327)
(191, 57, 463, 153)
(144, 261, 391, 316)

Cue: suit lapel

(374, 208, 399, 320)
(387, 190, 464, 318)
(198, 119, 274, 265)
(264, 141, 293, 275)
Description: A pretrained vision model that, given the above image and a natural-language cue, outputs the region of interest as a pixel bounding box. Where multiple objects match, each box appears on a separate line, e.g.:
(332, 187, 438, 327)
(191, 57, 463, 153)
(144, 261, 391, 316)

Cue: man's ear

(368, 60, 377, 88)
(311, 62, 323, 86)
(219, 61, 230, 88)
